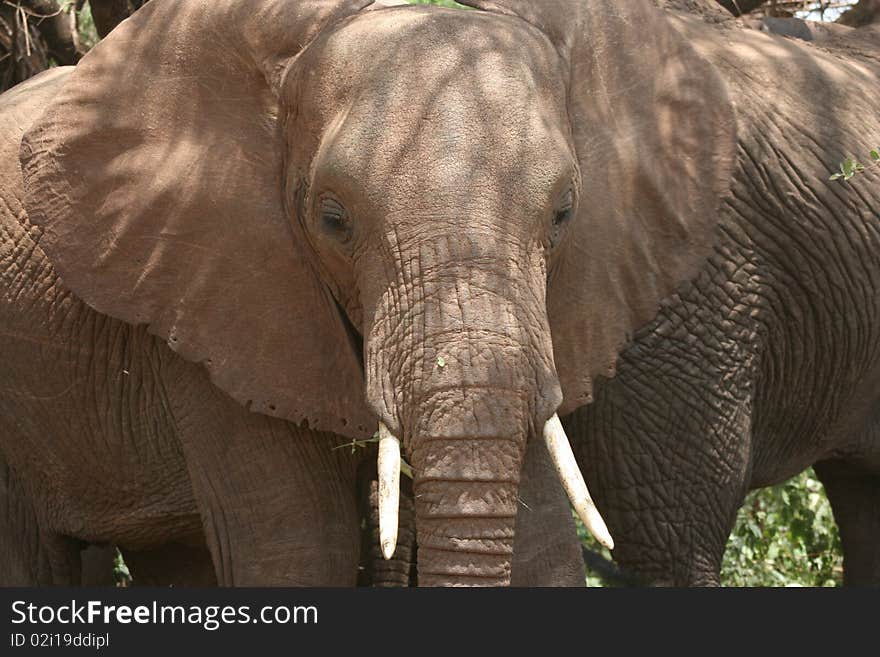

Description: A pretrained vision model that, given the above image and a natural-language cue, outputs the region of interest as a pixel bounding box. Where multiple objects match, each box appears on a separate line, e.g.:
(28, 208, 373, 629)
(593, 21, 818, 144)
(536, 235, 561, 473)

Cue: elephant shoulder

(670, 15, 877, 142)
(1, 69, 73, 313)
(1, 68, 74, 227)
(0, 67, 73, 159)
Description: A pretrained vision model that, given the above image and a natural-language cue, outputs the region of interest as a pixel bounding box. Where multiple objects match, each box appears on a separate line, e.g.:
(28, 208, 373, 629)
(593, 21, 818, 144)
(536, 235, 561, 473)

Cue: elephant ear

(460, 0, 737, 413)
(20, 0, 377, 436)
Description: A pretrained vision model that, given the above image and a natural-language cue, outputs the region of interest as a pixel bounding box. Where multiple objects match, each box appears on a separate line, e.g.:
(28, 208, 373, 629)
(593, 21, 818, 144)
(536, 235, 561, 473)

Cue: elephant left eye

(319, 196, 353, 245)
(548, 187, 575, 250)
(553, 207, 573, 227)
(553, 188, 575, 227)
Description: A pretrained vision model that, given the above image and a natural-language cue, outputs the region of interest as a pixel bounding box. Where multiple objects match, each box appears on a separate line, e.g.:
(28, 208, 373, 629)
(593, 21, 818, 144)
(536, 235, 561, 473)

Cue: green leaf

(871, 150, 880, 162)
(835, 156, 865, 182)
(436, 356, 446, 368)
(720, 469, 842, 587)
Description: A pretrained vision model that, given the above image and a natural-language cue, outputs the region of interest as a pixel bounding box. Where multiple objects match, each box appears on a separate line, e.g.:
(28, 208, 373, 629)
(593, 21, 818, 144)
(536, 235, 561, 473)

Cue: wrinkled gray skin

(562, 15, 880, 586)
(3, 0, 878, 588)
(0, 450, 116, 586)
(1, 0, 596, 587)
(0, 70, 581, 589)
(0, 64, 578, 585)
(0, 70, 340, 586)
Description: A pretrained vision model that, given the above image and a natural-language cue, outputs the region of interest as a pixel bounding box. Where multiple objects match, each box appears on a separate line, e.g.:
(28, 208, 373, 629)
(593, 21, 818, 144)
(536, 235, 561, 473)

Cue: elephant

(470, 2, 878, 585)
(370, 1, 880, 587)
(2, 0, 873, 587)
(2, 0, 614, 587)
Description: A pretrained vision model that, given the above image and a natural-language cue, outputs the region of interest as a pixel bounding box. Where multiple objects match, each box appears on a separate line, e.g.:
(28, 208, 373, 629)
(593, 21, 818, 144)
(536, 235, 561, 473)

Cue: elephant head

(20, 0, 735, 585)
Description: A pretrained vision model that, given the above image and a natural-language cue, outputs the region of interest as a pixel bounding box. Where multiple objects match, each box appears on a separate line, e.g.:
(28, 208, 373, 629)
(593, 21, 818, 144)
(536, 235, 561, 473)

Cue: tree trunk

(27, 0, 84, 64)
(837, 0, 880, 27)
(1, 2, 49, 92)
(89, 0, 147, 38)
(0, 0, 87, 93)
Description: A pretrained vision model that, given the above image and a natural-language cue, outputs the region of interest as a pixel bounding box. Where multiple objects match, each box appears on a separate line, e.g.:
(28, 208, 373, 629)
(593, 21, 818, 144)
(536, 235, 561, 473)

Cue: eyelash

(548, 188, 575, 249)
(318, 197, 353, 245)
(553, 206, 573, 226)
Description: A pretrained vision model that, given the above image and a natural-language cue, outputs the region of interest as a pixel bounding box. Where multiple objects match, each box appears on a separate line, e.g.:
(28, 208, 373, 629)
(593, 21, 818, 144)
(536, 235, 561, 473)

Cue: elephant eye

(319, 196, 353, 245)
(548, 187, 575, 250)
(553, 207, 573, 227)
(553, 188, 575, 227)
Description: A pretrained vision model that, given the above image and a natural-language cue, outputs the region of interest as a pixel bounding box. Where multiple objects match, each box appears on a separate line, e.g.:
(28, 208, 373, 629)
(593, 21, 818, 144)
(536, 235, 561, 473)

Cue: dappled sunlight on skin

(26, 0, 738, 585)
(279, 4, 620, 583)
(21, 0, 381, 436)
(677, 11, 879, 231)
(283, 6, 574, 440)
(7, 0, 878, 588)
(286, 7, 571, 218)
(562, 6, 880, 586)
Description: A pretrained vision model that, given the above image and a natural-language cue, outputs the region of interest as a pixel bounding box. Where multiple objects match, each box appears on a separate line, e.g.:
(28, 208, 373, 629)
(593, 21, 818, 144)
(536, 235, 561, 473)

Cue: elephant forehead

(316, 102, 573, 211)
(288, 6, 571, 178)
(308, 5, 564, 91)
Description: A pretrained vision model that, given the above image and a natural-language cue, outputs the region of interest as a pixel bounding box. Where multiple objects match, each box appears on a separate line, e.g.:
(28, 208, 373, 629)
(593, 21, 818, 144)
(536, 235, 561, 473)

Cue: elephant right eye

(318, 196, 353, 245)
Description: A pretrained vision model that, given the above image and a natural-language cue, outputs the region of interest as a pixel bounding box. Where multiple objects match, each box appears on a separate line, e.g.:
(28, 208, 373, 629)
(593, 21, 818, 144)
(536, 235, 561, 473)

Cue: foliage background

(76, 3, 99, 50)
(577, 469, 842, 587)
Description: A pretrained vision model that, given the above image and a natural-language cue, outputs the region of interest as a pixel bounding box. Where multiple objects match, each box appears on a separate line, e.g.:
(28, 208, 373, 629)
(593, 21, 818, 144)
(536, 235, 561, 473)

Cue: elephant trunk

(376, 400, 613, 585)
(362, 232, 607, 585)
(364, 297, 549, 584)
(408, 390, 529, 587)
(415, 477, 520, 587)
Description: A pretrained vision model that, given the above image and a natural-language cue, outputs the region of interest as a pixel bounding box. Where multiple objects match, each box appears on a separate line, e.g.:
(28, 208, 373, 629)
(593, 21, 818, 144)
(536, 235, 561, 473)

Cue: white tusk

(377, 422, 401, 560)
(543, 413, 615, 550)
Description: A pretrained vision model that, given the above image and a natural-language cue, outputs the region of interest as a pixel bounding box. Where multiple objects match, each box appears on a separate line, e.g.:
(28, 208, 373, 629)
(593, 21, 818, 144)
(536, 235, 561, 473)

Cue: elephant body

(0, 447, 114, 586)
(565, 12, 880, 586)
(1, 69, 373, 585)
(0, 69, 583, 585)
(4, 0, 626, 587)
(2, 0, 878, 587)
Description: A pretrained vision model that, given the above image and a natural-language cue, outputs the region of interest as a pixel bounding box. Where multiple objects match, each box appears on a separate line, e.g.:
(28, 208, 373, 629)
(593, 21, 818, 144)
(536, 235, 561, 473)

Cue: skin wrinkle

(314, 18, 572, 554)
(2, 75, 207, 574)
(7, 0, 875, 587)
(568, 54, 880, 581)
(334, 75, 561, 580)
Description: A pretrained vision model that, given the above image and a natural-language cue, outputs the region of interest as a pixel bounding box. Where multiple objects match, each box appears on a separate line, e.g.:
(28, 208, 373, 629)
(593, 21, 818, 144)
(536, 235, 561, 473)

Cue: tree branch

(14, 0, 84, 64)
(88, 0, 146, 38)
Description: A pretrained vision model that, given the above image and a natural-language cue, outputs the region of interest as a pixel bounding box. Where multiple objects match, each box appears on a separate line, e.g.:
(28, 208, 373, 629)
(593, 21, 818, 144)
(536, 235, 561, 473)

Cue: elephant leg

(510, 437, 586, 587)
(0, 453, 85, 585)
(80, 545, 117, 586)
(0, 457, 43, 585)
(814, 459, 880, 586)
(565, 376, 754, 587)
(36, 532, 86, 586)
(358, 465, 417, 587)
(174, 391, 361, 586)
(121, 542, 217, 586)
